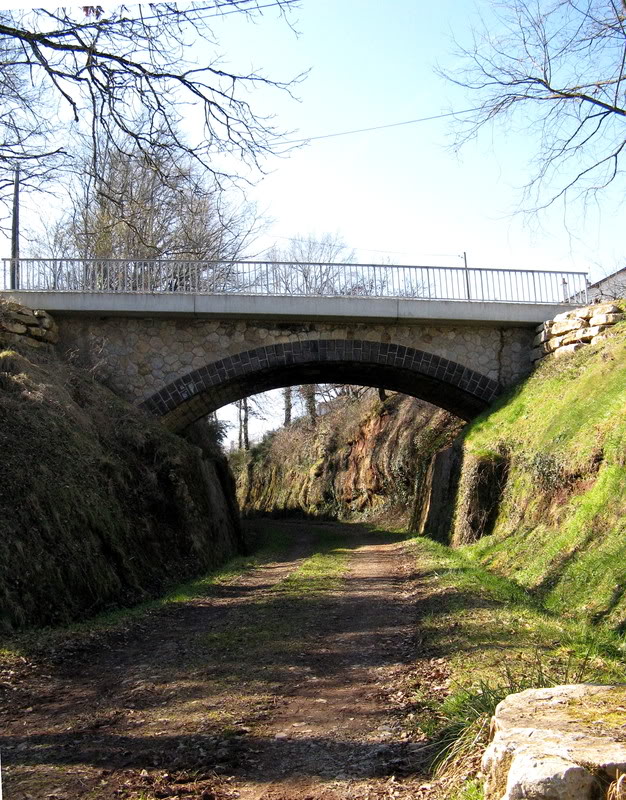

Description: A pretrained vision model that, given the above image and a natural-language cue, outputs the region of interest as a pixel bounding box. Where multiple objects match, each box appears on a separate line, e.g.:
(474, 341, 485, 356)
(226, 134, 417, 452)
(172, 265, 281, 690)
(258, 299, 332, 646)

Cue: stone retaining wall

(532, 302, 624, 363)
(0, 299, 59, 349)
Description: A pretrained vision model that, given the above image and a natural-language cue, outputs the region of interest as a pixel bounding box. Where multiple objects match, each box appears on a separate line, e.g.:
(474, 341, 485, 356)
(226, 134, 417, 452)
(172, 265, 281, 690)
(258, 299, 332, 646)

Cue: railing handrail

(1, 256, 590, 278)
(0, 257, 589, 305)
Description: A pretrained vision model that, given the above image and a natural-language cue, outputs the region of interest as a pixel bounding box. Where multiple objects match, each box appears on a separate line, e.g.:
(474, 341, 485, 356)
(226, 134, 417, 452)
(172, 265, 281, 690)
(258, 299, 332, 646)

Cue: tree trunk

(283, 386, 292, 426)
(301, 384, 317, 428)
(242, 397, 250, 450)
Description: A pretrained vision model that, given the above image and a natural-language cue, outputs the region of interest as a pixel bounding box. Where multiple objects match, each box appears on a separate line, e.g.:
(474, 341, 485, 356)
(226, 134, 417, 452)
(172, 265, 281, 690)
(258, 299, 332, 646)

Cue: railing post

(463, 251, 471, 300)
(10, 259, 19, 291)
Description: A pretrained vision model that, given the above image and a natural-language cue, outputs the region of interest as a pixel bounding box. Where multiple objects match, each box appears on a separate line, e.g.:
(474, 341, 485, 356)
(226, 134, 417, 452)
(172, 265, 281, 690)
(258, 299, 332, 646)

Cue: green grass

(451, 780, 484, 800)
(408, 533, 626, 796)
(197, 524, 352, 661)
(451, 319, 626, 629)
(466, 319, 626, 471)
(412, 536, 626, 670)
(166, 524, 292, 602)
(274, 526, 351, 596)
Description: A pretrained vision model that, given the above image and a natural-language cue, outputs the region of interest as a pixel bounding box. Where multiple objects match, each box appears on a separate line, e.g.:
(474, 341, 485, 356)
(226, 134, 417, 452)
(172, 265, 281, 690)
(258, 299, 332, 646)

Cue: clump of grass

(451, 780, 484, 800)
(431, 650, 594, 782)
(608, 772, 626, 800)
(411, 532, 624, 789)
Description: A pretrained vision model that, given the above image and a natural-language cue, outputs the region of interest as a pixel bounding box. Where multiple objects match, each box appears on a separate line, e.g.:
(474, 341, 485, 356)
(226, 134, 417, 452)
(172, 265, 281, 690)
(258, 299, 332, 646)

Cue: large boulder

(482, 684, 626, 799)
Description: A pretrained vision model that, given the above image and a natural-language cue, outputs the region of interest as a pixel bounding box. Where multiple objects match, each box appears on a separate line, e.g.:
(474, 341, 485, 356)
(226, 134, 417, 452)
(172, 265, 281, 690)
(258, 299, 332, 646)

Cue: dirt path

(1, 522, 447, 800)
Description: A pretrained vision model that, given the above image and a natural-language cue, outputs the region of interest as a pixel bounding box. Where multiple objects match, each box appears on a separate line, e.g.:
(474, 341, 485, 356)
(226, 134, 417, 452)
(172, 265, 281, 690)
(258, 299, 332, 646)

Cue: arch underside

(139, 339, 500, 431)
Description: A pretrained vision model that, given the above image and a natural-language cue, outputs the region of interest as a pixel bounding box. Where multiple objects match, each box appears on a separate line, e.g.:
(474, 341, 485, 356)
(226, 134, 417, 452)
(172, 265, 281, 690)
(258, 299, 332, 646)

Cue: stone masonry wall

(0, 299, 59, 350)
(531, 302, 624, 363)
(57, 317, 534, 405)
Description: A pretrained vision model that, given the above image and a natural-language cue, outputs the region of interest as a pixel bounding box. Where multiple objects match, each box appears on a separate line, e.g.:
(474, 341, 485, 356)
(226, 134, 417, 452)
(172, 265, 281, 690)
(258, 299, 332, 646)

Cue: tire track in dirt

(230, 529, 430, 800)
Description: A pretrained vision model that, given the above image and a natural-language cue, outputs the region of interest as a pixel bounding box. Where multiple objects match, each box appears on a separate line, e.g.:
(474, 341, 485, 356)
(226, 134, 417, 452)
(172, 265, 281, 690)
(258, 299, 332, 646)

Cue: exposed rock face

(482, 684, 626, 799)
(234, 393, 463, 523)
(532, 303, 624, 362)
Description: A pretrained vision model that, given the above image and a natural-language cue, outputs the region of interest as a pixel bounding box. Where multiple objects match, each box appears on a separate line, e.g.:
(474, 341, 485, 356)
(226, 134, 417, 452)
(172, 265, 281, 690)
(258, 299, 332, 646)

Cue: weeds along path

(1, 521, 440, 800)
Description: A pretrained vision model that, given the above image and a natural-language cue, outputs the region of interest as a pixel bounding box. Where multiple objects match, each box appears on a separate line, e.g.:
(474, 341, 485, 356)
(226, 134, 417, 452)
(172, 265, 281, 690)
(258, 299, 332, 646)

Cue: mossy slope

(457, 310, 626, 631)
(0, 341, 243, 632)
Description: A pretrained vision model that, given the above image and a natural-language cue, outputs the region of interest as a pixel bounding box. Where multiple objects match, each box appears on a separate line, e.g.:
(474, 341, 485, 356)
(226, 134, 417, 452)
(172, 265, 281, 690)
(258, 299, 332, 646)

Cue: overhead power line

(279, 107, 482, 145)
(204, 0, 300, 19)
(270, 235, 464, 260)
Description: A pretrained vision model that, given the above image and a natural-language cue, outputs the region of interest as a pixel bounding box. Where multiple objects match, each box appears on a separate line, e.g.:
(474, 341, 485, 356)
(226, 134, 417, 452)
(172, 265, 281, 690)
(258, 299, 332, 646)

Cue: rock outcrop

(234, 392, 463, 523)
(482, 684, 626, 799)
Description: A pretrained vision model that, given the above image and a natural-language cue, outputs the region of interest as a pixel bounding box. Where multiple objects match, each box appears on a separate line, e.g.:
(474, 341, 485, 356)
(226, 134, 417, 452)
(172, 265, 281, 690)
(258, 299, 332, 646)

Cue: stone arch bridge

(5, 289, 578, 431)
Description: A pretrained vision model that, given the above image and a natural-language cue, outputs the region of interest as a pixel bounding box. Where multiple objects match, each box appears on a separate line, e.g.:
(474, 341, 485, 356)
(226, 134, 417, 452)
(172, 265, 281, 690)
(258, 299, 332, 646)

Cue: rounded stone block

(482, 684, 626, 800)
(589, 313, 623, 326)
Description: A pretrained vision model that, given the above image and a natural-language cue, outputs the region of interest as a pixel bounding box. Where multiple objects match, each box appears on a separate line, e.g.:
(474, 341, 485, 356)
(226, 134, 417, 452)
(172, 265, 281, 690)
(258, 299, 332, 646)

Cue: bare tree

(30, 133, 260, 290)
(237, 397, 250, 451)
(299, 384, 317, 427)
(0, 3, 301, 224)
(267, 232, 356, 295)
(442, 0, 626, 211)
(317, 384, 369, 403)
(267, 234, 356, 424)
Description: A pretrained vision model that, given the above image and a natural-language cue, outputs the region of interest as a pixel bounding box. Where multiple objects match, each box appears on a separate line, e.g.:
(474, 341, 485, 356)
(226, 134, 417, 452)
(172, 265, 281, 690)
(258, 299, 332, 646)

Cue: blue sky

(5, 0, 622, 274)
(211, 0, 625, 443)
(210, 0, 624, 279)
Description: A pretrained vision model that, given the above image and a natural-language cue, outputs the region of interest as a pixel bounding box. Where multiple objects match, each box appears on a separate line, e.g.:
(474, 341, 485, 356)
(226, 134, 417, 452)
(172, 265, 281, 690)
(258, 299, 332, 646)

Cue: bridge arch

(139, 339, 500, 431)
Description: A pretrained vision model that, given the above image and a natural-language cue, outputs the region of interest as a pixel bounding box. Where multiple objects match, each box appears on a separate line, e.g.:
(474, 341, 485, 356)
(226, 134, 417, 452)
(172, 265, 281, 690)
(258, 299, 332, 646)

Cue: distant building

(586, 266, 626, 302)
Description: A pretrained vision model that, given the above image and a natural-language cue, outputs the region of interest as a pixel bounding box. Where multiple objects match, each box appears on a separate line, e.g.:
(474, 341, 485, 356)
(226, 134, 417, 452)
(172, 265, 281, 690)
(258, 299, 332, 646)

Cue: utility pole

(463, 250, 471, 301)
(10, 167, 20, 290)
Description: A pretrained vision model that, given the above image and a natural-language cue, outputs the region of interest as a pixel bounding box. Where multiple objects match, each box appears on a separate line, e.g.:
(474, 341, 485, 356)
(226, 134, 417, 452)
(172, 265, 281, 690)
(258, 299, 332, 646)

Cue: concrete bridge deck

(2, 290, 574, 327)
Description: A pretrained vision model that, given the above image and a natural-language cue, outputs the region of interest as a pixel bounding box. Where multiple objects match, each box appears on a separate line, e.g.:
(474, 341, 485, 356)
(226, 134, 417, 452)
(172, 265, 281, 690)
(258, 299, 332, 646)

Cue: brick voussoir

(143, 338, 511, 430)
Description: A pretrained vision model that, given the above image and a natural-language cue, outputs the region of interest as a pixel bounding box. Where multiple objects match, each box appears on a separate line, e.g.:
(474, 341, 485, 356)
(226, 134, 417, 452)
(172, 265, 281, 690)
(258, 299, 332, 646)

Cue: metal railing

(1, 258, 588, 305)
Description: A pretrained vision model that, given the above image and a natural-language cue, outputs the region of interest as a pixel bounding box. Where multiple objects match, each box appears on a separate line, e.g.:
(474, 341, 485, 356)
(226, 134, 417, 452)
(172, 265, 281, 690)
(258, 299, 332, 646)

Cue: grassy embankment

(455, 305, 626, 630)
(404, 310, 626, 798)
